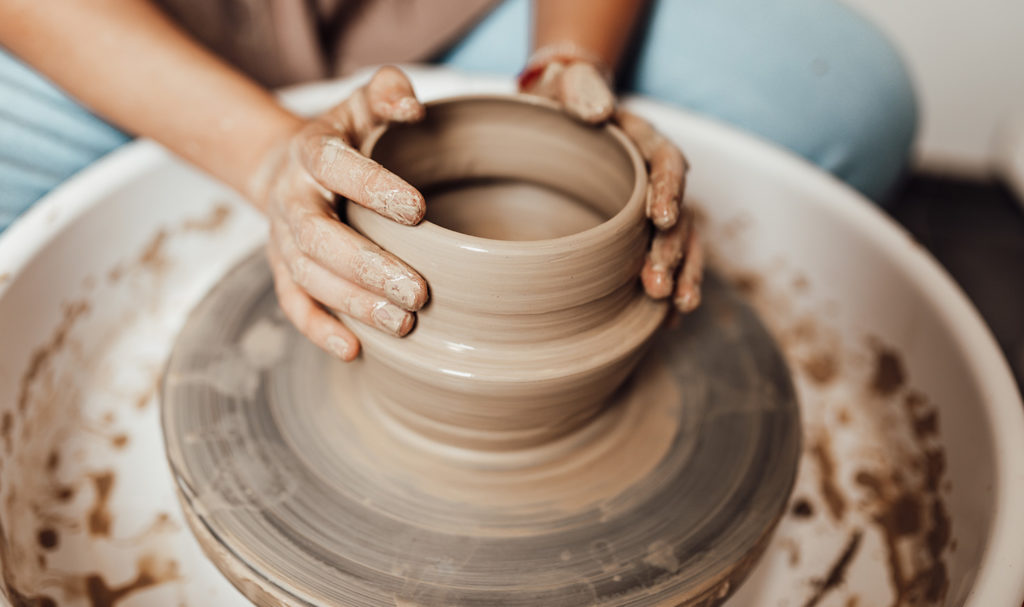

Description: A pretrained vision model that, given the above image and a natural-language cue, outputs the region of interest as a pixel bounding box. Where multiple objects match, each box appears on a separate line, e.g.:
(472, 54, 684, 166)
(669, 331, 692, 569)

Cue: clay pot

(345, 95, 667, 456)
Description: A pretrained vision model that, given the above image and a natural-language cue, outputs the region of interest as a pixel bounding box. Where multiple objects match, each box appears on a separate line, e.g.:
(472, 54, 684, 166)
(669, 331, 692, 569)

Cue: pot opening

(421, 177, 605, 240)
(369, 96, 639, 243)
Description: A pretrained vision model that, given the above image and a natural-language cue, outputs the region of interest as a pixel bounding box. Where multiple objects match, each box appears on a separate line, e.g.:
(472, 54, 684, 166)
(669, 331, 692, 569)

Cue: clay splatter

(802, 352, 839, 385)
(1, 411, 12, 452)
(84, 556, 179, 607)
(856, 468, 949, 605)
(183, 203, 232, 232)
(36, 528, 58, 550)
(138, 230, 169, 270)
(802, 530, 862, 607)
(810, 438, 846, 522)
(791, 498, 814, 519)
(870, 345, 906, 396)
(732, 272, 762, 297)
(88, 471, 115, 536)
(17, 300, 90, 412)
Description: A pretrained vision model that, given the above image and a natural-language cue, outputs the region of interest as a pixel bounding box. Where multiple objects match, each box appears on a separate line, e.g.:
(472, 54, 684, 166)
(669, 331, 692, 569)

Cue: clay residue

(88, 472, 115, 537)
(1, 411, 12, 452)
(802, 352, 839, 386)
(138, 230, 169, 271)
(183, 203, 232, 232)
(855, 466, 949, 605)
(791, 498, 814, 519)
(802, 530, 863, 607)
(810, 437, 846, 522)
(731, 272, 762, 298)
(870, 344, 906, 396)
(84, 556, 179, 607)
(36, 528, 58, 550)
(17, 300, 90, 412)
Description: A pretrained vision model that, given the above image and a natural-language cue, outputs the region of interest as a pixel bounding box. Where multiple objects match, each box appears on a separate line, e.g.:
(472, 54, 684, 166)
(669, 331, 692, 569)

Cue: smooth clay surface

(346, 96, 666, 454)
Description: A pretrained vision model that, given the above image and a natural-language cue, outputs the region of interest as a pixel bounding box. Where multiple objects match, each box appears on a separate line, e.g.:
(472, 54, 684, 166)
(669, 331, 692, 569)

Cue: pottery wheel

(161, 250, 801, 606)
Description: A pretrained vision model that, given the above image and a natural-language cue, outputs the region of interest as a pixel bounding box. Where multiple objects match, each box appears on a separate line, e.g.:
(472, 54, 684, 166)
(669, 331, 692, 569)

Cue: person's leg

(625, 0, 917, 201)
(0, 49, 130, 232)
(435, 0, 529, 77)
(439, 0, 917, 202)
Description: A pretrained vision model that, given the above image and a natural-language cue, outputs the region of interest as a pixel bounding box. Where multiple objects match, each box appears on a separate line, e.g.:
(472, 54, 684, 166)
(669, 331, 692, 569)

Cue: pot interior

(369, 97, 637, 241)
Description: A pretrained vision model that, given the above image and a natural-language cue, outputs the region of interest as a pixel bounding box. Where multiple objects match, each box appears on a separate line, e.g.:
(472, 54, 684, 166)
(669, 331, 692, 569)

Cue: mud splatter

(8, 589, 57, 607)
(802, 352, 838, 385)
(88, 472, 115, 537)
(811, 438, 846, 522)
(855, 469, 949, 605)
(17, 300, 90, 412)
(183, 203, 232, 232)
(1, 411, 12, 452)
(84, 556, 179, 607)
(870, 344, 906, 396)
(106, 264, 124, 283)
(45, 450, 59, 472)
(134, 375, 161, 410)
(0, 272, 11, 286)
(36, 528, 58, 550)
(110, 434, 129, 449)
(731, 272, 762, 297)
(791, 498, 814, 519)
(138, 230, 169, 270)
(802, 530, 863, 607)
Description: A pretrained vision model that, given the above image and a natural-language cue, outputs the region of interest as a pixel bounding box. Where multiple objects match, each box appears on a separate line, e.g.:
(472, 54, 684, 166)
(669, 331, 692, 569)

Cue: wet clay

(346, 96, 665, 453)
(162, 250, 801, 606)
(161, 97, 801, 606)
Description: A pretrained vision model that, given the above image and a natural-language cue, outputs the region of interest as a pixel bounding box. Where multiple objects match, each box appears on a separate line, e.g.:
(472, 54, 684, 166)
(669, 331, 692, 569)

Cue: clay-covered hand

(249, 66, 430, 361)
(519, 56, 704, 313)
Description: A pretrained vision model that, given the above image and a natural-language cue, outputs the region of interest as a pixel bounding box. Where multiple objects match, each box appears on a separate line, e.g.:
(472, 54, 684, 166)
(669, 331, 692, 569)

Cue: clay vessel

(345, 95, 667, 457)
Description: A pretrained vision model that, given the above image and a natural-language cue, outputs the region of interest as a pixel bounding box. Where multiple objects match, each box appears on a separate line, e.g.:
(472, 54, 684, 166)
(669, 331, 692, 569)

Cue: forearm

(532, 0, 647, 70)
(0, 0, 301, 203)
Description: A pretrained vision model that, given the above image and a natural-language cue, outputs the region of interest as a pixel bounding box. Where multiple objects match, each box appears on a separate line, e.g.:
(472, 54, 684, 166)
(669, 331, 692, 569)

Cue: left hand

(519, 54, 704, 314)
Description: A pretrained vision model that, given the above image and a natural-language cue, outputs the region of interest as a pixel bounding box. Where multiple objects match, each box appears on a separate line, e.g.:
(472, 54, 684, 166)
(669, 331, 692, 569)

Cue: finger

(673, 230, 705, 313)
(275, 212, 428, 311)
(641, 209, 693, 299)
(295, 122, 425, 225)
(365, 65, 425, 124)
(559, 62, 615, 123)
(283, 246, 415, 337)
(616, 109, 688, 229)
(267, 243, 360, 361)
(525, 61, 565, 99)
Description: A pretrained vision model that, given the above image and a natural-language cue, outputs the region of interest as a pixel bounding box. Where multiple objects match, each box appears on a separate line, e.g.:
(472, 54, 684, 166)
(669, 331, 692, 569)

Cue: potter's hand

(519, 54, 704, 313)
(251, 66, 429, 361)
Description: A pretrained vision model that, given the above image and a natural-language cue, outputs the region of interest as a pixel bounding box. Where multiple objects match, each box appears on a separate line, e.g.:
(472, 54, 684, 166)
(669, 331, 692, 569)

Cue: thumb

(559, 62, 615, 124)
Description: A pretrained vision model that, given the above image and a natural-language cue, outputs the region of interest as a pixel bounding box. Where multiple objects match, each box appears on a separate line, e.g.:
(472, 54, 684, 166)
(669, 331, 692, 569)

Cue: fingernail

(392, 96, 424, 122)
(371, 303, 415, 336)
(326, 335, 354, 360)
(642, 267, 672, 299)
(367, 187, 425, 225)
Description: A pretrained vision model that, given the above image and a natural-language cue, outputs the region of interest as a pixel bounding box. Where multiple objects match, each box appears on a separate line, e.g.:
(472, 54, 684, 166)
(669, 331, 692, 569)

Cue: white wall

(846, 0, 1024, 178)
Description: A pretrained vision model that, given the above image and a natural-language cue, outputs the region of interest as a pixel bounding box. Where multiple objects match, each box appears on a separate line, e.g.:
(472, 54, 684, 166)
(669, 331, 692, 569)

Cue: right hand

(249, 67, 430, 362)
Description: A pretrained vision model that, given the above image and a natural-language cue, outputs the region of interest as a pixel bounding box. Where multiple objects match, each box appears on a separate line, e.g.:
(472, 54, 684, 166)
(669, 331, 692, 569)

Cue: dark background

(887, 175, 1024, 397)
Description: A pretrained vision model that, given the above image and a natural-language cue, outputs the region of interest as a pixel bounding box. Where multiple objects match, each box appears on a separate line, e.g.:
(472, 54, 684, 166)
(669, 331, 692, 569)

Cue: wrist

(242, 110, 304, 212)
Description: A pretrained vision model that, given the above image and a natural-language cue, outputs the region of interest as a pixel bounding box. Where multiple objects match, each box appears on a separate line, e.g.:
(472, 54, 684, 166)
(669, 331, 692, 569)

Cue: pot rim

(356, 93, 649, 255)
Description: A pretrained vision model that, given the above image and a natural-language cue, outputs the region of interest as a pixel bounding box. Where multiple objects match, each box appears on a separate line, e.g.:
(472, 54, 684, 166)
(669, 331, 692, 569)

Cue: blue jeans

(0, 0, 916, 233)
